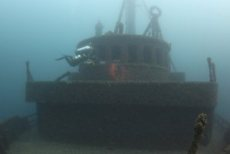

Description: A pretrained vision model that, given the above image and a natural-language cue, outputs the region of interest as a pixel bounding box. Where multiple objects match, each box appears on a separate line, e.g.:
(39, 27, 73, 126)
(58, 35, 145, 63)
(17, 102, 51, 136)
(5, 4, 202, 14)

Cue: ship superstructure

(25, 0, 218, 150)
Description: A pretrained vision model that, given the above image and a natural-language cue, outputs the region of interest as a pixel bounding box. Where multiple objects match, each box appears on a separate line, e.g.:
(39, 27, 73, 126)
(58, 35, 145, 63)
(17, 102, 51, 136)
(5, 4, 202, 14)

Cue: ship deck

(7, 121, 226, 154)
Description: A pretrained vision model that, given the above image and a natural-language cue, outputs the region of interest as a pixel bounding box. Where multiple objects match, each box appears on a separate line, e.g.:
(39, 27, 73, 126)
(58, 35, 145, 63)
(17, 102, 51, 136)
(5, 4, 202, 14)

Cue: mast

(115, 0, 136, 34)
(125, 0, 136, 34)
(143, 6, 163, 40)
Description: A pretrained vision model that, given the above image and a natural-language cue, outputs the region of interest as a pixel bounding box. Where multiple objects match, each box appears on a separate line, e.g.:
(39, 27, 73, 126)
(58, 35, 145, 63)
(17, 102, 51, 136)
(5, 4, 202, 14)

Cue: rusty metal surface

(26, 81, 217, 107)
(77, 35, 170, 49)
(25, 80, 217, 149)
(0, 116, 31, 154)
(6, 125, 225, 154)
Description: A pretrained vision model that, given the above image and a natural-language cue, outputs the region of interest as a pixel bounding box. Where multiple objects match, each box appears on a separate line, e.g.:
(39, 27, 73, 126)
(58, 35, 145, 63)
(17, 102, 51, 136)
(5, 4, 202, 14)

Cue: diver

(95, 20, 103, 37)
(56, 44, 95, 66)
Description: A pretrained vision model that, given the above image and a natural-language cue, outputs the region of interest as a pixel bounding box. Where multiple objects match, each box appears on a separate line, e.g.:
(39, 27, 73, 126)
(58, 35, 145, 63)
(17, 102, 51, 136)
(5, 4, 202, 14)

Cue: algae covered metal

(26, 0, 217, 149)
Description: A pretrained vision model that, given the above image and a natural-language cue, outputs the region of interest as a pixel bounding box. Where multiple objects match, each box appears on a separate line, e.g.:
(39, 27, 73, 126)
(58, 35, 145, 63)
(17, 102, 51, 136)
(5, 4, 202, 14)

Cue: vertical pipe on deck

(125, 0, 136, 34)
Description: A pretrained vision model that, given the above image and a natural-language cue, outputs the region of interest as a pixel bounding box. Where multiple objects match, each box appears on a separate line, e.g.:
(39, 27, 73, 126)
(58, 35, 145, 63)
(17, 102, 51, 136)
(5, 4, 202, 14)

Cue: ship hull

(26, 81, 217, 149)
